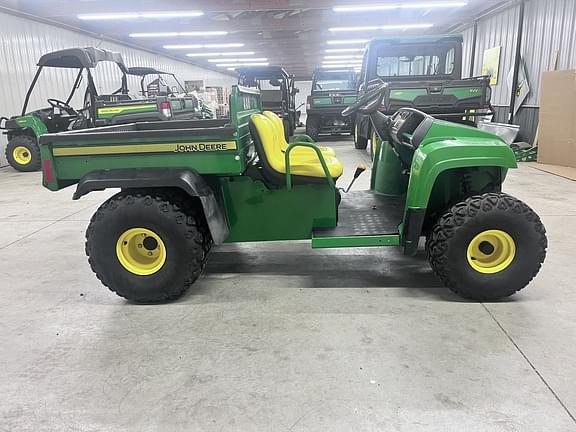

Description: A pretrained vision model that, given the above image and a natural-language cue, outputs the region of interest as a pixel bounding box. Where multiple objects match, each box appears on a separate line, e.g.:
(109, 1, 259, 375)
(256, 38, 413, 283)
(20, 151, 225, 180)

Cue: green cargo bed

(39, 86, 261, 191)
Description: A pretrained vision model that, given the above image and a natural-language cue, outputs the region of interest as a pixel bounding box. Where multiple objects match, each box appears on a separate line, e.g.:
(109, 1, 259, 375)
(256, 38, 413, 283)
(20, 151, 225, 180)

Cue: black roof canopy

(127, 66, 171, 76)
(236, 66, 290, 80)
(37, 47, 127, 71)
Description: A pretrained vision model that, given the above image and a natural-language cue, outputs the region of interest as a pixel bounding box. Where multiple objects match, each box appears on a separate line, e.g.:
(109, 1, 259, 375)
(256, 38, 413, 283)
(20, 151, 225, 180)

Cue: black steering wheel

(341, 82, 388, 117)
(47, 98, 78, 116)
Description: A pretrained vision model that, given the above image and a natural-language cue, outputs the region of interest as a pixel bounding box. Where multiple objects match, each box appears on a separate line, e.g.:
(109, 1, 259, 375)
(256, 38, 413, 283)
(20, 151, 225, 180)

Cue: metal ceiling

(5, 0, 510, 80)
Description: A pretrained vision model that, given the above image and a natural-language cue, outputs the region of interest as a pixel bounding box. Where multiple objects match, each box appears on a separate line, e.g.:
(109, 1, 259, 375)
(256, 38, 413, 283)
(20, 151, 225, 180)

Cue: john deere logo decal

(174, 142, 236, 152)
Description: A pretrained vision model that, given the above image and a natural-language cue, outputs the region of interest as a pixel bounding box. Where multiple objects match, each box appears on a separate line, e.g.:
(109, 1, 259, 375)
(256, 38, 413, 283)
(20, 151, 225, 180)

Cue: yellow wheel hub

(116, 228, 166, 276)
(13, 146, 32, 165)
(467, 229, 516, 274)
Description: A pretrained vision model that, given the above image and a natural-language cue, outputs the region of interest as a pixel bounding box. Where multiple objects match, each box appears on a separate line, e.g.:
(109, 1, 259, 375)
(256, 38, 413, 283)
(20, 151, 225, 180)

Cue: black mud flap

(402, 208, 426, 256)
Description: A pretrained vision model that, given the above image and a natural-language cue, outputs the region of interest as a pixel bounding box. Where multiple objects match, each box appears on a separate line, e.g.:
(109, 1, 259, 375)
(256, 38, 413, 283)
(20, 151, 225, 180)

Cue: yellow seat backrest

(263, 111, 289, 150)
(250, 113, 286, 173)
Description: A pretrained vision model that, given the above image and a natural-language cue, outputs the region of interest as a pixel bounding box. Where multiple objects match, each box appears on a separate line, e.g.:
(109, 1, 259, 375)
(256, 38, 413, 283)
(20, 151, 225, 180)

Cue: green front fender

(13, 114, 48, 137)
(405, 138, 517, 209)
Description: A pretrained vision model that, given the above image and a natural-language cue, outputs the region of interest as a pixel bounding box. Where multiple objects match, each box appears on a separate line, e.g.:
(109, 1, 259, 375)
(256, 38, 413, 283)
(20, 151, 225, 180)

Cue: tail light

(306, 96, 311, 111)
(160, 101, 172, 118)
(43, 159, 54, 184)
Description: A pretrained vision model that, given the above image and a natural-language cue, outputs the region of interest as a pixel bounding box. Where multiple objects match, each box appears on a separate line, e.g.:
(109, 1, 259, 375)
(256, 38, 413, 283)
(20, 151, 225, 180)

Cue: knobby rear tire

(85, 189, 212, 303)
(306, 115, 320, 141)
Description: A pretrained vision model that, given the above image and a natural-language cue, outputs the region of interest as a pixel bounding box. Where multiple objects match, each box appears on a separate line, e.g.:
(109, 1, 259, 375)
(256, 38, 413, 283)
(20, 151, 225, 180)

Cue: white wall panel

(522, 0, 576, 103)
(462, 0, 576, 106)
(461, 26, 475, 79)
(462, 5, 520, 106)
(0, 10, 236, 166)
(461, 0, 576, 142)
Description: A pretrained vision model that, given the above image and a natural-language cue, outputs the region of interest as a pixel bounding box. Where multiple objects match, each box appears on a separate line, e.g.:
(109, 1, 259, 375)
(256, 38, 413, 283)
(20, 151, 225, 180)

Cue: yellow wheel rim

(116, 228, 166, 276)
(13, 146, 32, 165)
(467, 229, 516, 274)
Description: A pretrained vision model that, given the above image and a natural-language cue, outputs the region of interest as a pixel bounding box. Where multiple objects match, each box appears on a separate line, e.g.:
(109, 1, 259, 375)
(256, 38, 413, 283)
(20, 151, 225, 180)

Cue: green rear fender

(405, 138, 517, 210)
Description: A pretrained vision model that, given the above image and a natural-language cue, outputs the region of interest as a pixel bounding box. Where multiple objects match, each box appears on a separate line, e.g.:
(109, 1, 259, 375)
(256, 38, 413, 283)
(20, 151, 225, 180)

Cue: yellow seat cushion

(262, 111, 337, 157)
(251, 113, 343, 179)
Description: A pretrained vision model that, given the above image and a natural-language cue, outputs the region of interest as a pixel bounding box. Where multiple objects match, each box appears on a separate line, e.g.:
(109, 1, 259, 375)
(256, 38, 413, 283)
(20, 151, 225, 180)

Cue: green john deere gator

(236, 66, 300, 140)
(306, 68, 357, 140)
(39, 83, 546, 303)
(354, 35, 493, 150)
(1, 48, 175, 172)
(126, 67, 206, 120)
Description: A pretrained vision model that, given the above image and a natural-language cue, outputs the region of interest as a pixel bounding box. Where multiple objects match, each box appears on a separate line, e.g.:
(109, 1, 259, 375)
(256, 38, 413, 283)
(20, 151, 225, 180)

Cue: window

(445, 48, 456, 75)
(377, 55, 440, 77)
(258, 78, 283, 90)
(313, 72, 356, 91)
(375, 43, 457, 78)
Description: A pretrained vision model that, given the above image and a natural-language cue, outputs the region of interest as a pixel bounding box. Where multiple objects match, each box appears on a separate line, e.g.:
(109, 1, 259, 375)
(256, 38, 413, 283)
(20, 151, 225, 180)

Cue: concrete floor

(1, 136, 576, 432)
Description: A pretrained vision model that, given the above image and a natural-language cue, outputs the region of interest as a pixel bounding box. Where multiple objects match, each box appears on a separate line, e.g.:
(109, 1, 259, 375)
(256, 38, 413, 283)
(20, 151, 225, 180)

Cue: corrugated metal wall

(462, 0, 576, 142)
(0, 10, 236, 166)
(462, 5, 520, 105)
(522, 0, 576, 103)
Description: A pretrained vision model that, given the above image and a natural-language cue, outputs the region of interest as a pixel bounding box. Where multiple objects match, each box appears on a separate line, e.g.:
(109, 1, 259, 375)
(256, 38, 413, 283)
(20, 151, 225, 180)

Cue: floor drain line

(482, 303, 576, 424)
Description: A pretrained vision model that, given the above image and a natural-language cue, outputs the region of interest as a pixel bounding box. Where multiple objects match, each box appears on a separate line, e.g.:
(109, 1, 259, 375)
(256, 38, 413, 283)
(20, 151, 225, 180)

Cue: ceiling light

(333, 2, 467, 12)
(327, 39, 370, 45)
(324, 55, 364, 59)
(186, 52, 255, 57)
(330, 24, 433, 32)
(325, 48, 365, 53)
(208, 58, 267, 63)
(322, 58, 362, 62)
(130, 31, 228, 38)
(78, 11, 203, 20)
(217, 62, 269, 67)
(322, 61, 362, 66)
(164, 43, 244, 49)
(321, 64, 360, 69)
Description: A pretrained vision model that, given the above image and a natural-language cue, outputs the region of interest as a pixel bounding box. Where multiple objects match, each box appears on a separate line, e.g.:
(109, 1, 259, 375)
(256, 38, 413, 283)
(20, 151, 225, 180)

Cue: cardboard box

(537, 70, 576, 167)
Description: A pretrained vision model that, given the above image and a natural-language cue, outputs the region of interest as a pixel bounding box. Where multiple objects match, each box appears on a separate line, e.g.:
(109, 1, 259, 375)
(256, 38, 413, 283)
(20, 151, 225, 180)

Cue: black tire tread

(306, 115, 320, 141)
(354, 125, 368, 150)
(6, 135, 41, 172)
(426, 192, 547, 300)
(283, 118, 291, 141)
(85, 189, 212, 302)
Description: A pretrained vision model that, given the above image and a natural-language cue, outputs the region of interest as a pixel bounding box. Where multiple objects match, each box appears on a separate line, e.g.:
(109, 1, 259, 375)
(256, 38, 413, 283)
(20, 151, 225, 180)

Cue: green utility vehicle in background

(236, 66, 300, 140)
(39, 84, 546, 303)
(1, 47, 174, 172)
(306, 68, 357, 140)
(354, 35, 492, 150)
(126, 67, 203, 120)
